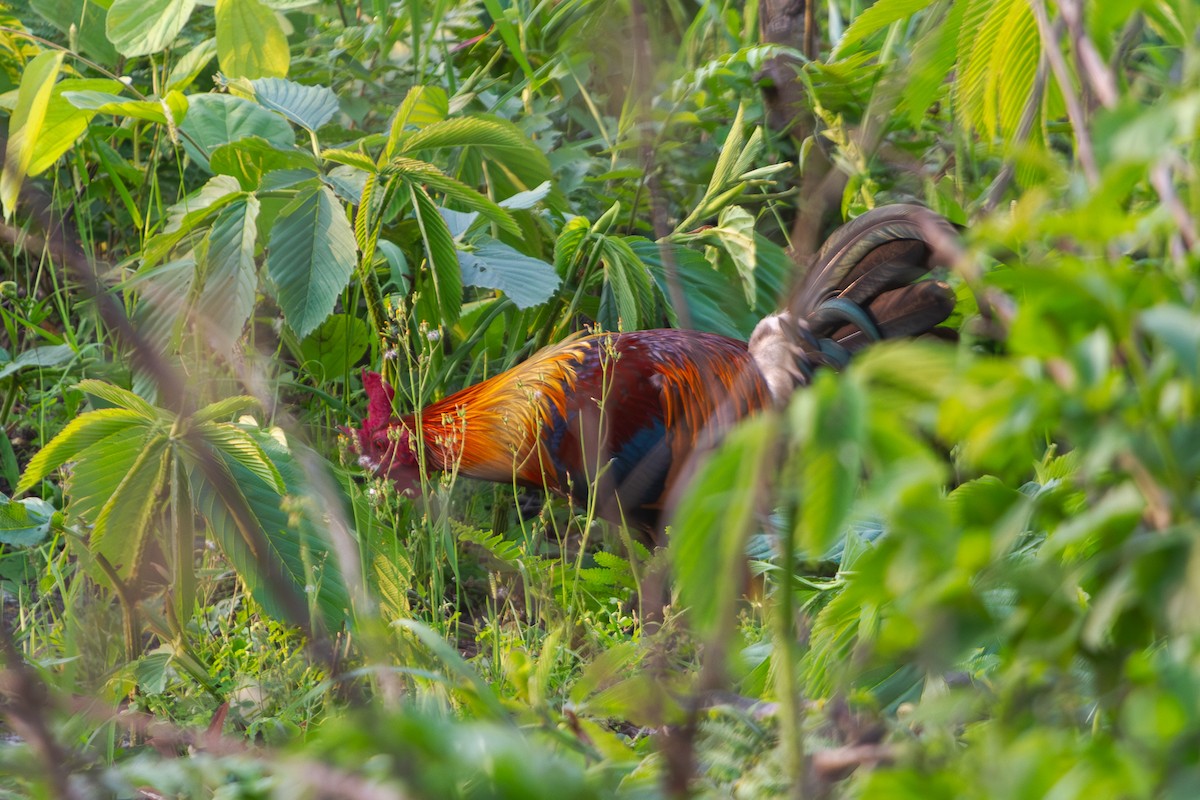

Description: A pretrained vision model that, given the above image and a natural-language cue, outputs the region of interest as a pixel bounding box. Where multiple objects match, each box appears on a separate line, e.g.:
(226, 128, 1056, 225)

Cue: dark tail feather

(749, 204, 959, 402)
(832, 280, 957, 351)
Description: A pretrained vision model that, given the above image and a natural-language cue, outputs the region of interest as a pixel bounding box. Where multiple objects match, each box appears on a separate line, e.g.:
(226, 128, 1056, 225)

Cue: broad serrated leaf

(408, 183, 462, 324)
(16, 409, 149, 494)
(187, 427, 351, 629)
(389, 157, 519, 236)
(64, 424, 163, 531)
(76, 379, 160, 417)
(267, 184, 358, 337)
(384, 85, 449, 160)
(2, 50, 63, 218)
(194, 421, 285, 493)
(196, 196, 260, 339)
(90, 437, 172, 576)
(553, 215, 591, 277)
(208, 137, 317, 189)
(322, 148, 378, 172)
(190, 396, 263, 425)
(458, 239, 560, 309)
(106, 0, 196, 57)
(180, 93, 294, 172)
(835, 0, 937, 55)
(215, 0, 289, 78)
(994, 0, 1040, 142)
(398, 115, 534, 156)
(251, 77, 339, 131)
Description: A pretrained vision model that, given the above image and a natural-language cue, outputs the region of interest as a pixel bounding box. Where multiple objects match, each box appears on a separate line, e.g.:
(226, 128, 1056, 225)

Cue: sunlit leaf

(215, 0, 289, 79)
(1, 50, 62, 218)
(106, 0, 196, 57)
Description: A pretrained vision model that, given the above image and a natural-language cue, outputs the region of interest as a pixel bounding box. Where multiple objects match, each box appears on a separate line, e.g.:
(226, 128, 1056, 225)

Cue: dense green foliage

(2, 0, 1199, 797)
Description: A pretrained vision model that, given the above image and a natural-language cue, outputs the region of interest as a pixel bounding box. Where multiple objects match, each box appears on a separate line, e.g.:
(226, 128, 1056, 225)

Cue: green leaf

(902, 1, 965, 125)
(1141, 305, 1200, 381)
(0, 494, 55, 547)
(2, 50, 63, 218)
(598, 236, 654, 330)
(553, 215, 591, 277)
(394, 618, 507, 719)
(187, 427, 351, 629)
(15, 409, 149, 494)
(384, 85, 449, 159)
(29, 0, 119, 63)
(62, 89, 189, 125)
(408, 182, 462, 324)
(398, 115, 536, 156)
(194, 421, 285, 494)
(704, 205, 758, 305)
(27, 78, 123, 176)
(106, 0, 196, 57)
(298, 313, 371, 381)
(835, 0, 937, 55)
(63, 423, 162, 535)
(481, 0, 535, 78)
(167, 37, 218, 91)
(632, 238, 755, 339)
(76, 379, 160, 417)
(90, 436, 172, 576)
(267, 183, 358, 338)
(795, 374, 866, 558)
(209, 137, 317, 189)
(0, 344, 76, 380)
(197, 195, 260, 338)
(190, 396, 262, 425)
(458, 240, 560, 310)
(322, 149, 377, 173)
(251, 77, 339, 132)
(672, 414, 776, 641)
(215, 0, 289, 79)
(499, 181, 551, 210)
(389, 157, 519, 236)
(142, 179, 244, 267)
(180, 93, 294, 172)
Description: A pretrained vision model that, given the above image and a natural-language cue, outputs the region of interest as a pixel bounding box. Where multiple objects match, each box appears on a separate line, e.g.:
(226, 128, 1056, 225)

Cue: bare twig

(1059, 0, 1119, 110)
(1029, 0, 1100, 185)
(982, 48, 1050, 213)
(1150, 159, 1199, 252)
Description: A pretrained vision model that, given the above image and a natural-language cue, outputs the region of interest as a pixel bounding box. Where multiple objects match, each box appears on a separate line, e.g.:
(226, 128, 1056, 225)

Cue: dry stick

(1029, 0, 1100, 186)
(1058, 0, 1119, 111)
(981, 49, 1049, 213)
(1151, 159, 1199, 253)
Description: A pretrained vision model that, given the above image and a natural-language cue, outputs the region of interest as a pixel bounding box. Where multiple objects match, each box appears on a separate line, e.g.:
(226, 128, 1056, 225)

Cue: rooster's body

(351, 204, 959, 536)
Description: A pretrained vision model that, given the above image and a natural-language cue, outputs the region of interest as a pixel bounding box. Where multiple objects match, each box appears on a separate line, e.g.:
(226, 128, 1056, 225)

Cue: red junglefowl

(349, 204, 959, 539)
